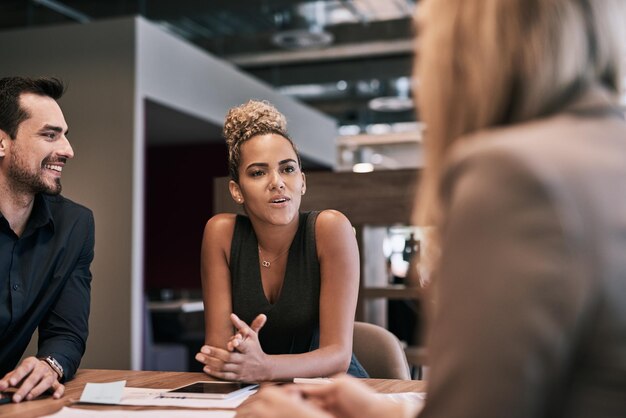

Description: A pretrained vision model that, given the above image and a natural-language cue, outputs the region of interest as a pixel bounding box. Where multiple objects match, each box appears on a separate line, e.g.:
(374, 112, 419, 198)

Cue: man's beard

(8, 153, 63, 196)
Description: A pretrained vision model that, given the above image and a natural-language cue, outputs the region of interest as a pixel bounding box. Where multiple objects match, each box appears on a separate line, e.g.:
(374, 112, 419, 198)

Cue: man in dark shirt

(0, 77, 94, 403)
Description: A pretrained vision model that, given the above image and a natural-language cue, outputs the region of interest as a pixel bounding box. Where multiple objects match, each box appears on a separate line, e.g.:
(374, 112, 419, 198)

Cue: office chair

(143, 300, 188, 371)
(353, 321, 411, 380)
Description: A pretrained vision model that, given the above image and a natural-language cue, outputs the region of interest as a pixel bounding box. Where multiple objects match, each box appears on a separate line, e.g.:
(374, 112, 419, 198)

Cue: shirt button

(12, 284, 19, 291)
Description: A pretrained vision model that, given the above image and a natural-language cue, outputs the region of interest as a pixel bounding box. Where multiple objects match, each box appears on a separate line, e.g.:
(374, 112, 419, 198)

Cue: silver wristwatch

(40, 356, 64, 381)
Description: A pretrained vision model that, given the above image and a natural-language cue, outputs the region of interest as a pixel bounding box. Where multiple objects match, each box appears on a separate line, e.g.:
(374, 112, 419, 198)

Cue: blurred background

(9, 0, 624, 378)
(0, 0, 422, 170)
(0, 0, 423, 376)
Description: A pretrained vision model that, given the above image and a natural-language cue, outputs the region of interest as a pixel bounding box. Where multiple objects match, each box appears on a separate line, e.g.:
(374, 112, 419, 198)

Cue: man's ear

(229, 180, 244, 204)
(0, 130, 9, 158)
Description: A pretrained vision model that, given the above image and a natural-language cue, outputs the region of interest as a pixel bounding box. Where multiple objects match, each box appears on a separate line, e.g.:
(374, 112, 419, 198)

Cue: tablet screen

(163, 381, 258, 399)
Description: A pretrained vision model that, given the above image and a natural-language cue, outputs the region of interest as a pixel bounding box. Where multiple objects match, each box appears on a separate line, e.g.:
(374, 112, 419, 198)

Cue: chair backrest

(352, 321, 411, 380)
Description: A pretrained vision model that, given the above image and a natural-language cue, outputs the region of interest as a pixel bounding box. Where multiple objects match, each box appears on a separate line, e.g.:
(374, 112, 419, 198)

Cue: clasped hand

(234, 375, 401, 418)
(0, 356, 64, 403)
(196, 313, 270, 381)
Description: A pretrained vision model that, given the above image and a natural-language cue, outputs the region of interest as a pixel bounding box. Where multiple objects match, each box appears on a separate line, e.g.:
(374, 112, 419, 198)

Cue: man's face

(0, 93, 73, 196)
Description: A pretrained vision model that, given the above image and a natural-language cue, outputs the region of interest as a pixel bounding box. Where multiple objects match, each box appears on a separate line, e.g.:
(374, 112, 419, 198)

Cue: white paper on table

(119, 387, 255, 409)
(41, 406, 235, 418)
(79, 380, 126, 404)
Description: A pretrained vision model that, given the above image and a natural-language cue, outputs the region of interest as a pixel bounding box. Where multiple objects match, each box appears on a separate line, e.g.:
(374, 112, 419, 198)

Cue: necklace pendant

(261, 260, 271, 268)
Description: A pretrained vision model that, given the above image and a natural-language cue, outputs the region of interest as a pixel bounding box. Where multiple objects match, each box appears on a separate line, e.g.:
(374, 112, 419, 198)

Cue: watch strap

(39, 356, 64, 381)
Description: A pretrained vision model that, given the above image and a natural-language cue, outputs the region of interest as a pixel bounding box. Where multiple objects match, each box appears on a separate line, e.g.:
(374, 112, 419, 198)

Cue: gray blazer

(419, 87, 626, 418)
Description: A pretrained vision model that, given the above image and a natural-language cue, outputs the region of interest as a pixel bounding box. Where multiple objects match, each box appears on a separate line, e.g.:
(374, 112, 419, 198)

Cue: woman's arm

(313, 209, 361, 373)
(201, 210, 361, 381)
(200, 214, 236, 349)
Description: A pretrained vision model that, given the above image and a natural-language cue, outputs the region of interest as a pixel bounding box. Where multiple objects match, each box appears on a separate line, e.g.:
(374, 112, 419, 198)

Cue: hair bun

(223, 100, 288, 147)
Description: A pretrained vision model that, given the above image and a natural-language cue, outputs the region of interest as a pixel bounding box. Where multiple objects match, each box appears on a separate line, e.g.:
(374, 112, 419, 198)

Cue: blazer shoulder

(43, 194, 94, 228)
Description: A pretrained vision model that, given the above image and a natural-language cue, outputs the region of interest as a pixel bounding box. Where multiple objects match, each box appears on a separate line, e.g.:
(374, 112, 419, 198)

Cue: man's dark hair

(0, 76, 65, 139)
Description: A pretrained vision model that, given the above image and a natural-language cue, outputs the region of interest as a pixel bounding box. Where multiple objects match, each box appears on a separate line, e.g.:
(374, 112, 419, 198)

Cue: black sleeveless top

(230, 211, 368, 377)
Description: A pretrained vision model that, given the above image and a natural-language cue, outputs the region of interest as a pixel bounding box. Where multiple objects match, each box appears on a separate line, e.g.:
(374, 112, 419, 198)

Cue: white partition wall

(0, 16, 337, 370)
(135, 17, 337, 165)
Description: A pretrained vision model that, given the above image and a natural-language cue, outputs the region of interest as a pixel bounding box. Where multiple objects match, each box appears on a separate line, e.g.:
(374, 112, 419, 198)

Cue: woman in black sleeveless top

(195, 100, 367, 381)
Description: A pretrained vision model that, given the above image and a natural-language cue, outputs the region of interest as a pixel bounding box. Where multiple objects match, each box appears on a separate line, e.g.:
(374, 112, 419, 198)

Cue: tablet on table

(161, 381, 258, 399)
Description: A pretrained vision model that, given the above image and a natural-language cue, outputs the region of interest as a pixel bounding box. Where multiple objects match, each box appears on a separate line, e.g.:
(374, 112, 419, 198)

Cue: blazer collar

(564, 84, 625, 120)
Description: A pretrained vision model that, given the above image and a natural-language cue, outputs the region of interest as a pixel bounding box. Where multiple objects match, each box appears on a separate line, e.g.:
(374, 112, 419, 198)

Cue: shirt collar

(22, 194, 55, 236)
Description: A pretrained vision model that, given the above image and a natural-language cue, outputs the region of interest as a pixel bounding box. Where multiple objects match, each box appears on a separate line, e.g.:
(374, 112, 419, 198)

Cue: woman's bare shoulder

(204, 213, 237, 241)
(315, 209, 352, 231)
(314, 209, 355, 245)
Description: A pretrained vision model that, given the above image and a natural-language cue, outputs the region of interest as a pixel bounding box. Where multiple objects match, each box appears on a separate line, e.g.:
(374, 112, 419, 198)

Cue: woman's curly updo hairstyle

(224, 100, 302, 182)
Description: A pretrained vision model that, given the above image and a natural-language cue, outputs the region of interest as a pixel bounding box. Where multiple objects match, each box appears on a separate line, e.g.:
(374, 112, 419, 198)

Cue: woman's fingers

(228, 334, 245, 351)
(197, 345, 250, 380)
(228, 313, 267, 355)
(199, 345, 231, 362)
(230, 313, 254, 337)
(203, 366, 242, 382)
(230, 313, 266, 337)
(249, 314, 267, 333)
(196, 345, 237, 371)
(229, 331, 263, 355)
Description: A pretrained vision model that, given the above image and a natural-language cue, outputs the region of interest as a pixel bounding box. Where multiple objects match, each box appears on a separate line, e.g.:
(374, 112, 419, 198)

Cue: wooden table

(1, 369, 426, 418)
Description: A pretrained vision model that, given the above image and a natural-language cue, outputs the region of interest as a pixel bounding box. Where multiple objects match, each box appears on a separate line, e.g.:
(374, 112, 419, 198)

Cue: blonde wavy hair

(414, 0, 626, 226)
(224, 100, 301, 182)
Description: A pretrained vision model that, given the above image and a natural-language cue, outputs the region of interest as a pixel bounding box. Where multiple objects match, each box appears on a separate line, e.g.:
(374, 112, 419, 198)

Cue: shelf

(148, 299, 204, 313)
(404, 346, 428, 366)
(360, 285, 422, 300)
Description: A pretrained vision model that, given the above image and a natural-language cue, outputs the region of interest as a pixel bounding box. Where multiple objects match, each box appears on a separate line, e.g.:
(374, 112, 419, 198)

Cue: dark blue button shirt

(0, 193, 94, 381)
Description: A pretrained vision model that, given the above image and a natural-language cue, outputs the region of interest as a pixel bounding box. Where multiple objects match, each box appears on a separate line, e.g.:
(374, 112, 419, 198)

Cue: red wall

(144, 143, 228, 291)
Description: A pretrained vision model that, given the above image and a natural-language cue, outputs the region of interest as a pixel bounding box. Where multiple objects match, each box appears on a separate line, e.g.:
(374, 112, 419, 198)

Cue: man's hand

(0, 357, 64, 403)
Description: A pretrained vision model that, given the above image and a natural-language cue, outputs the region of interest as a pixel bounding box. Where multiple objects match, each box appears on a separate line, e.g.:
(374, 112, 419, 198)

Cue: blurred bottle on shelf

(403, 232, 420, 263)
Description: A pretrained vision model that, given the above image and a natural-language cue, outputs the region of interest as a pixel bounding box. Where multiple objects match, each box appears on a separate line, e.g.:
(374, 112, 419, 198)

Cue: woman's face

(230, 133, 306, 227)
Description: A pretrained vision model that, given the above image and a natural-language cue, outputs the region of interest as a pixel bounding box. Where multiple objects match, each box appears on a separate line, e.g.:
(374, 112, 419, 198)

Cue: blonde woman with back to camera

(236, 0, 626, 417)
(195, 100, 368, 382)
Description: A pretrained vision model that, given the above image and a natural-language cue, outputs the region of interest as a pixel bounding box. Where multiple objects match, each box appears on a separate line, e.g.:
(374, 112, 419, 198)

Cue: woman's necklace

(258, 245, 290, 268)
